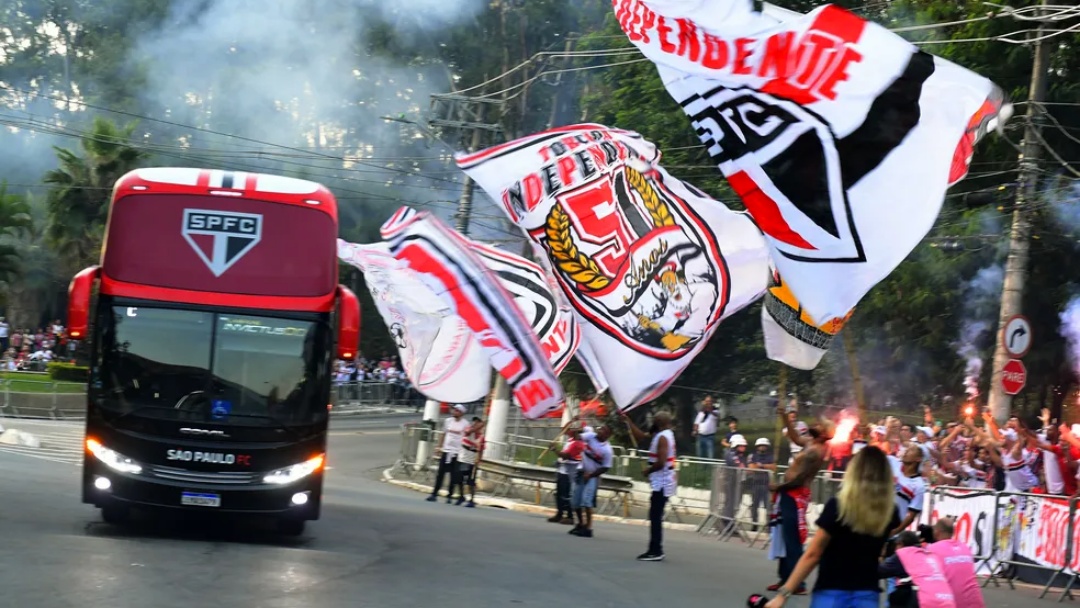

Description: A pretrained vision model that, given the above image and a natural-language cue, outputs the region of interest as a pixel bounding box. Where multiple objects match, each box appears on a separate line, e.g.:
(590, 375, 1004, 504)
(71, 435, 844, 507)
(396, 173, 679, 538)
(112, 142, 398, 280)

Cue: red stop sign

(1001, 359, 1027, 395)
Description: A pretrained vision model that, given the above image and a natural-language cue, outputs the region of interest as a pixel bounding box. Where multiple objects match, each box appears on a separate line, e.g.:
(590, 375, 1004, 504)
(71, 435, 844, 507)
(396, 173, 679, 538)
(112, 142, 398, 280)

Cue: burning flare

(831, 412, 859, 445)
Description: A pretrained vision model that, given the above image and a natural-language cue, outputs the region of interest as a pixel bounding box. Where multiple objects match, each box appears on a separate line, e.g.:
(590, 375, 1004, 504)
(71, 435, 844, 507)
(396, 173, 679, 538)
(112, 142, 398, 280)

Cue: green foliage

(43, 117, 147, 274)
(46, 362, 89, 383)
(0, 0, 1079, 418)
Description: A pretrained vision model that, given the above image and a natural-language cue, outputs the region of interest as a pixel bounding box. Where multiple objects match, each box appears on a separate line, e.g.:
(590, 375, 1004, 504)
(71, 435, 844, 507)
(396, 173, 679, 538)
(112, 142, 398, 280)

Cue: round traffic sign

(1003, 314, 1032, 358)
(1001, 359, 1027, 396)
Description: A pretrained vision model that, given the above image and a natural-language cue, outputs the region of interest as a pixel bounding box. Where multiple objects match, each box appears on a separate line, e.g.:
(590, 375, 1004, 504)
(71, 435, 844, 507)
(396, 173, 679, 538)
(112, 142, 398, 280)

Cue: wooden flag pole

(774, 364, 787, 465)
(843, 331, 867, 424)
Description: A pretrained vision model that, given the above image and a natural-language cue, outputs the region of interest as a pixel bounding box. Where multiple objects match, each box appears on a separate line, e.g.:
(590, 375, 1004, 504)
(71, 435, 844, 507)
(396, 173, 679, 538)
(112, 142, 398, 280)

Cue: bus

(66, 167, 360, 536)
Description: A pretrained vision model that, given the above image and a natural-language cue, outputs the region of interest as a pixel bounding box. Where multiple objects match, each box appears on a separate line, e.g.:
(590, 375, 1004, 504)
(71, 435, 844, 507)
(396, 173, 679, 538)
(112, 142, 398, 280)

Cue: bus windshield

(93, 305, 331, 427)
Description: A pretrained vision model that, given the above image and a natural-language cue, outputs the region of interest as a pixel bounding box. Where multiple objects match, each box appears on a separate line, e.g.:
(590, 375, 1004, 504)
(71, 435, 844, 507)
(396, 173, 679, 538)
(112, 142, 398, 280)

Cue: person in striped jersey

(457, 417, 486, 508)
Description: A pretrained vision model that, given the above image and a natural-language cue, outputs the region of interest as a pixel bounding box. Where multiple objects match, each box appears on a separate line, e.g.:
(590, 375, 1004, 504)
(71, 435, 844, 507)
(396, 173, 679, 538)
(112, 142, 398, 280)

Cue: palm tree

(43, 117, 148, 273)
(0, 182, 34, 289)
(2, 193, 65, 327)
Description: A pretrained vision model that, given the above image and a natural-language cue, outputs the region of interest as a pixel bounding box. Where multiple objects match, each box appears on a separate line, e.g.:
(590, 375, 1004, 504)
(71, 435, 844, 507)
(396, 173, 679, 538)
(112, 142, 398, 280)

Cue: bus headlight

(86, 438, 143, 475)
(263, 455, 324, 485)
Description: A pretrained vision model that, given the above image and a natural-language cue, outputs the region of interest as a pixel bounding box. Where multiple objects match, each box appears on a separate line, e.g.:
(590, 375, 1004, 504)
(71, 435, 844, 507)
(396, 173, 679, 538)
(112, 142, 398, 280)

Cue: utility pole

(987, 0, 1050, 424)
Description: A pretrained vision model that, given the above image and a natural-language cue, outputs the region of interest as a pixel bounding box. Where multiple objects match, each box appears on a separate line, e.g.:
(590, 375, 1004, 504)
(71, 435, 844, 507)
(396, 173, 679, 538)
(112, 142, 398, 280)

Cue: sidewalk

(381, 464, 703, 532)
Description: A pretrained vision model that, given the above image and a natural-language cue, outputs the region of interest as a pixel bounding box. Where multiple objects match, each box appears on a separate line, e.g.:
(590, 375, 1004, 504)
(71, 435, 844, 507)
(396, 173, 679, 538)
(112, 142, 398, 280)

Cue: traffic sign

(1001, 359, 1027, 395)
(1003, 314, 1032, 358)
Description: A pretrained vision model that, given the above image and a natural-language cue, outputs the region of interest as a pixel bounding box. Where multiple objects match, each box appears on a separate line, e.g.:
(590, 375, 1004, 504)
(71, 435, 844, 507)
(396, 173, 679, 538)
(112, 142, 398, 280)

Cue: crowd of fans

(700, 395, 1078, 498)
(0, 318, 78, 371)
(333, 353, 423, 406)
(812, 405, 1079, 497)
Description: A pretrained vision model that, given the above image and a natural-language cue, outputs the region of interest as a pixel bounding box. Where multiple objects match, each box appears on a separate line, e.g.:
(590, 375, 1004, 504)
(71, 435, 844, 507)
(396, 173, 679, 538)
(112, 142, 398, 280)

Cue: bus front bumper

(83, 462, 323, 519)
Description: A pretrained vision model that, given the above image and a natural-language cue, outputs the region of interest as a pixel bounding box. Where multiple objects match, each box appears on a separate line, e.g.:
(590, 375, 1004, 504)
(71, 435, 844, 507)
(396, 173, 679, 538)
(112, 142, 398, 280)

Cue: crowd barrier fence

(393, 423, 1080, 602)
(923, 486, 1080, 602)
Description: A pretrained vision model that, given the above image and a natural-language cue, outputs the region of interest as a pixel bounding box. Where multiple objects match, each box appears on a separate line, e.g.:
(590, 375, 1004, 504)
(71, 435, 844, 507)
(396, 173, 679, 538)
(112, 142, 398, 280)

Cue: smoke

(1060, 297, 1080, 372)
(134, 1, 488, 225)
(954, 265, 1004, 398)
(1048, 180, 1080, 233)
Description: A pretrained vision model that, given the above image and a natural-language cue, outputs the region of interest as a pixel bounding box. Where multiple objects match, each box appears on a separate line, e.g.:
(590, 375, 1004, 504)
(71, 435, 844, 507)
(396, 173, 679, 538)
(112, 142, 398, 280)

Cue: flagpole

(774, 364, 787, 465)
(843, 331, 867, 424)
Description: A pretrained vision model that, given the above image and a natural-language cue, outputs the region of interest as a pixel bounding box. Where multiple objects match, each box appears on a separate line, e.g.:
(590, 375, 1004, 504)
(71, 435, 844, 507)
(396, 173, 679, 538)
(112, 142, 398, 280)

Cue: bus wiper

(210, 412, 305, 441)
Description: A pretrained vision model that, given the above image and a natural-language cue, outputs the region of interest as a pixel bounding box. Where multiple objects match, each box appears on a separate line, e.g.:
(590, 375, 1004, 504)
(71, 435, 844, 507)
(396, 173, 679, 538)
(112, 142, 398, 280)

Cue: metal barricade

(923, 486, 999, 578)
(982, 490, 1076, 601)
(697, 465, 773, 546)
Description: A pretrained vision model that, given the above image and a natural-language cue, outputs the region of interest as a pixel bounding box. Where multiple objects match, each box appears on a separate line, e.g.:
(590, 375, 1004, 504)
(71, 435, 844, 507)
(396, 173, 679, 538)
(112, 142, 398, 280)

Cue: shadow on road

(82, 510, 314, 548)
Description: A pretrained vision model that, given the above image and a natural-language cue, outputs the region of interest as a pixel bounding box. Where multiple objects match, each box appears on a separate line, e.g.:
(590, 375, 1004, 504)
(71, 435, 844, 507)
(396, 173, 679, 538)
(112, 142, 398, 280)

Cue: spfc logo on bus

(181, 209, 263, 277)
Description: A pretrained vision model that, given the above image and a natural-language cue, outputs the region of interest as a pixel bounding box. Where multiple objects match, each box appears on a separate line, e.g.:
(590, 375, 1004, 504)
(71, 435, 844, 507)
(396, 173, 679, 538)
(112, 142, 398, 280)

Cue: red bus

(67, 168, 359, 536)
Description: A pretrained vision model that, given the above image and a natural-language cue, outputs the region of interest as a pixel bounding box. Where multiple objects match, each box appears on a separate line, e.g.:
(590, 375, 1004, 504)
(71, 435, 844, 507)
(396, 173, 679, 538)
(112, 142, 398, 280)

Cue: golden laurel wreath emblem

(544, 166, 674, 291)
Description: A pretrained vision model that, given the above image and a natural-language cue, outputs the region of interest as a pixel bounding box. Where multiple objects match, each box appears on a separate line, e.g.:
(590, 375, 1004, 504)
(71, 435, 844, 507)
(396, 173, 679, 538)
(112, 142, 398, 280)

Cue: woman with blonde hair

(765, 445, 900, 608)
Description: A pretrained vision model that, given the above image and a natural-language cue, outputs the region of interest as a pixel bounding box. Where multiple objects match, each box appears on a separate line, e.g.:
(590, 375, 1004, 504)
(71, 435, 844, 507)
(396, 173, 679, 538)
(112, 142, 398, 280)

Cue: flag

(457, 124, 769, 410)
(381, 207, 565, 419)
(470, 241, 580, 375)
(762, 266, 852, 370)
(614, 0, 1010, 322)
(336, 240, 491, 403)
(471, 242, 609, 392)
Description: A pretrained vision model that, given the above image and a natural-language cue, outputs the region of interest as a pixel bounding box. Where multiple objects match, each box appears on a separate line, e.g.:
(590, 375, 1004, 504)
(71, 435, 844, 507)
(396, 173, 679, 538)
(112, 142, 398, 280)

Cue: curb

(381, 467, 699, 532)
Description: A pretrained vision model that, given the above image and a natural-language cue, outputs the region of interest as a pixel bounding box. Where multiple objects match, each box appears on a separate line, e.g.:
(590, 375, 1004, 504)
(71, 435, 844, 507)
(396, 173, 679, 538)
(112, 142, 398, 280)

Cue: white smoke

(954, 265, 1004, 398)
(1060, 297, 1080, 372)
(126, 0, 486, 227)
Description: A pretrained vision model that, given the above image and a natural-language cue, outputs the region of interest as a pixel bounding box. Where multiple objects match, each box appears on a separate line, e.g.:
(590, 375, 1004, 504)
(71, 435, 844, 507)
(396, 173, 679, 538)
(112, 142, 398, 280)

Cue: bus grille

(149, 465, 261, 485)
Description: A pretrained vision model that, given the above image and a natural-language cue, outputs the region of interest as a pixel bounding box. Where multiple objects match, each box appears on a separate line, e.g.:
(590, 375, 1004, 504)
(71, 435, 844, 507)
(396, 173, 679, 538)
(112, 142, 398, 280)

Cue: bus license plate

(181, 492, 221, 507)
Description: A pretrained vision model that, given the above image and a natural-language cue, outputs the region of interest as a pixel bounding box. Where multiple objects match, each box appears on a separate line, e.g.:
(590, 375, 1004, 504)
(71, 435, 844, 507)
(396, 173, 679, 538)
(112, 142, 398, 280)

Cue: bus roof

(99, 168, 340, 312)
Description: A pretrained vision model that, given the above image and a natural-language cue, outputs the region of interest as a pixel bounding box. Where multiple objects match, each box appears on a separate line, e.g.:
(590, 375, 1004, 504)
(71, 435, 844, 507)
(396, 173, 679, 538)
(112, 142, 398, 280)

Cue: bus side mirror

(68, 266, 100, 339)
(336, 285, 360, 361)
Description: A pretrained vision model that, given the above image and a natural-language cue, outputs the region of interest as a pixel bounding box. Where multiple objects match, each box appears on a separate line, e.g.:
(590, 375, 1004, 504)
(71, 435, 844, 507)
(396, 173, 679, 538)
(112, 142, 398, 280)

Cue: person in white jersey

(427, 404, 470, 503)
(622, 410, 676, 561)
(888, 445, 927, 536)
(569, 425, 613, 539)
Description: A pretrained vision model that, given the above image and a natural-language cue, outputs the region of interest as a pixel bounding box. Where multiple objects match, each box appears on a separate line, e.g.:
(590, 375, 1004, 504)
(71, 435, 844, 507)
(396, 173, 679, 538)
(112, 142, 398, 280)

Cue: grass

(0, 371, 85, 393)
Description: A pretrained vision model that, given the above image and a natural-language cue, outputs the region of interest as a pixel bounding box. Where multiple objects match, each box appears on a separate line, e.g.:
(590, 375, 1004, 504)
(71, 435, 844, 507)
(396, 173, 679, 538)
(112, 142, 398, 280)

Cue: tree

(0, 182, 34, 291)
(43, 117, 147, 273)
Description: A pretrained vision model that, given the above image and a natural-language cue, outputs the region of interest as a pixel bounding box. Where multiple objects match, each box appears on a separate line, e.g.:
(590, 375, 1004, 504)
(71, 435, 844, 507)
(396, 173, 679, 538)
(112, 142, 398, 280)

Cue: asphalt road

(0, 416, 1047, 607)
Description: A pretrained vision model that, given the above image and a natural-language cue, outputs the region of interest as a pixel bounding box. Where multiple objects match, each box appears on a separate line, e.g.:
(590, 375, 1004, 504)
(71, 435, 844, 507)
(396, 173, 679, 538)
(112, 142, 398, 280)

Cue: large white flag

(470, 241, 611, 391)
(382, 208, 565, 419)
(615, 0, 1010, 323)
(762, 266, 852, 370)
(337, 240, 491, 403)
(457, 125, 769, 410)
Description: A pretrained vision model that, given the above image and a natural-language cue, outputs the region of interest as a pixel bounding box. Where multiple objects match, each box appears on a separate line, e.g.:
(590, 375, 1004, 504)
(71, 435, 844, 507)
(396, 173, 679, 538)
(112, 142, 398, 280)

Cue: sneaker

(794, 586, 807, 596)
(569, 526, 583, 535)
(636, 552, 665, 561)
(559, 517, 575, 525)
(766, 583, 782, 592)
(466, 501, 476, 508)
(425, 495, 437, 502)
(456, 497, 466, 506)
(579, 529, 593, 538)
(548, 515, 563, 523)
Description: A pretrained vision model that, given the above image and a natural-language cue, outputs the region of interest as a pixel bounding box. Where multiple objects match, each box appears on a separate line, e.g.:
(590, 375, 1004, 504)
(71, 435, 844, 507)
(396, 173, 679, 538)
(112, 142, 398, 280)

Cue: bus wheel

(277, 518, 305, 536)
(101, 505, 130, 525)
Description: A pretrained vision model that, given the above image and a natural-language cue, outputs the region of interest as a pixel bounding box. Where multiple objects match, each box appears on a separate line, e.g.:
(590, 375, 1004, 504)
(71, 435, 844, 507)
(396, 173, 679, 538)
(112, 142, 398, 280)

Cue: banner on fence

(1013, 494, 1080, 574)
(920, 489, 998, 575)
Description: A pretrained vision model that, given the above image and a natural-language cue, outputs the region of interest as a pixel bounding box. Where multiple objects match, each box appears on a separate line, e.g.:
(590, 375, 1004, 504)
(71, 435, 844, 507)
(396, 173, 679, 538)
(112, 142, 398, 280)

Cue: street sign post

(1001, 359, 1027, 395)
(1003, 314, 1032, 358)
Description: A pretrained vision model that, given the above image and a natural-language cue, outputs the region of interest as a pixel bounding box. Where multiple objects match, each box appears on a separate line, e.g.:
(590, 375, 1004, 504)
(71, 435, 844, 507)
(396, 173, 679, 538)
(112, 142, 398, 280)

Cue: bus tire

(101, 505, 130, 525)
(277, 518, 305, 536)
